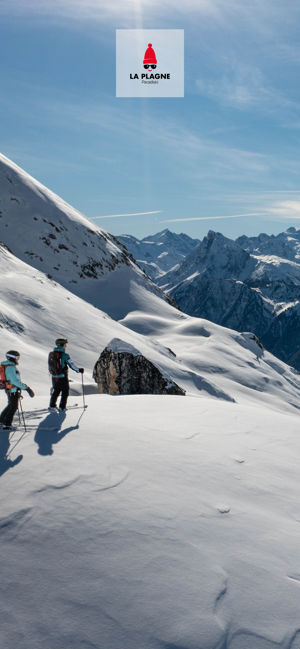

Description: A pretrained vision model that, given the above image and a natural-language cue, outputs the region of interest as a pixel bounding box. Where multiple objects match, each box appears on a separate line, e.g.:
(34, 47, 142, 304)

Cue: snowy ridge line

(0, 153, 172, 319)
(0, 153, 108, 234)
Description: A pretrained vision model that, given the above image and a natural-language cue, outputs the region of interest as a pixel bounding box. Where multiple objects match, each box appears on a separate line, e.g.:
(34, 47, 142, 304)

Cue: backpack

(0, 364, 12, 390)
(48, 351, 64, 376)
(0, 364, 7, 389)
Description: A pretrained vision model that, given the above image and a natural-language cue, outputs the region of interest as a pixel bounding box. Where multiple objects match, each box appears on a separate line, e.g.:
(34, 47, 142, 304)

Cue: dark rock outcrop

(93, 339, 185, 396)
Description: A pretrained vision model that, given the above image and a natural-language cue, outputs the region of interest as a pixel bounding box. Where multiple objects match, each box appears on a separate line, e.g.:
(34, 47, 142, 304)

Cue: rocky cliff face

(93, 339, 185, 395)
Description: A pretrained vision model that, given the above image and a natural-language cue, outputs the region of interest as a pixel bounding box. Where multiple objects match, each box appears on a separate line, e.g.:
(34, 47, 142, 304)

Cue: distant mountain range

(236, 226, 300, 262)
(119, 227, 300, 370)
(117, 229, 200, 280)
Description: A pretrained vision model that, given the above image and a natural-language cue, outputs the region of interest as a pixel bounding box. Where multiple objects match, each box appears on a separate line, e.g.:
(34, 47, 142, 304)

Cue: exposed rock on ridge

(93, 338, 185, 395)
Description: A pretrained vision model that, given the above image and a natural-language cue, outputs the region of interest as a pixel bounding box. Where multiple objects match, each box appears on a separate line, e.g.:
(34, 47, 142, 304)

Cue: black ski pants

(0, 391, 20, 427)
(50, 376, 69, 410)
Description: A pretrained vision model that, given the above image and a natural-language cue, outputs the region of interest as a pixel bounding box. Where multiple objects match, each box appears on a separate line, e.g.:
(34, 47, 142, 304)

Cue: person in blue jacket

(49, 338, 84, 412)
(0, 350, 34, 430)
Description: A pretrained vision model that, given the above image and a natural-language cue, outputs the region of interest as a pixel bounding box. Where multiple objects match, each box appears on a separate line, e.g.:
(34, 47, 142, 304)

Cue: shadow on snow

(0, 430, 23, 476)
(34, 412, 79, 456)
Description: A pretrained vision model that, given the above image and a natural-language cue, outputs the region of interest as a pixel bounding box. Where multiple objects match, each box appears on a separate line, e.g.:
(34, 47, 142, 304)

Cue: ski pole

(81, 372, 86, 409)
(17, 390, 22, 427)
(18, 396, 27, 433)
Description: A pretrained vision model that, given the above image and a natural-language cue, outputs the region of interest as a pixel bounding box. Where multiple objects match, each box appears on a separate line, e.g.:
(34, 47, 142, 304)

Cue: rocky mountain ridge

(236, 226, 300, 262)
(154, 229, 300, 369)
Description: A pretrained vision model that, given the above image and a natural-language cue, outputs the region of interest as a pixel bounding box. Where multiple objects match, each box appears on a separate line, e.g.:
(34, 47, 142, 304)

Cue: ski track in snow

(32, 476, 82, 494)
(93, 470, 130, 493)
(213, 577, 228, 616)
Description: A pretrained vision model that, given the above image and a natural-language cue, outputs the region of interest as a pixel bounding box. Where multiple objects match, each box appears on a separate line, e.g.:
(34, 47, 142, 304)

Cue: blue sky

(1, 0, 300, 240)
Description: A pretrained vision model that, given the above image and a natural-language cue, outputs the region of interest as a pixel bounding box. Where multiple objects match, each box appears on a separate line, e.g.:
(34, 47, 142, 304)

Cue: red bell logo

(143, 43, 157, 70)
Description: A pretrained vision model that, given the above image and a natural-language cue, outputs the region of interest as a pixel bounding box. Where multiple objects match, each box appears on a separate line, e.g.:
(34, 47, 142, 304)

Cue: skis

(25, 403, 87, 416)
(34, 426, 62, 431)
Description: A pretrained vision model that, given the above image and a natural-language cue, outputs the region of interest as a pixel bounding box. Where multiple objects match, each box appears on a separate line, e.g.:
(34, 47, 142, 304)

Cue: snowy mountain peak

(152, 228, 171, 239)
(0, 154, 171, 318)
(205, 229, 245, 250)
(159, 230, 252, 291)
(0, 153, 131, 278)
(204, 229, 241, 250)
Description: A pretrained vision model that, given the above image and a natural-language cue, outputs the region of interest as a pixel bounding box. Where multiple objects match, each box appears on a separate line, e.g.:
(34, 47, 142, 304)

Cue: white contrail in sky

(93, 210, 162, 219)
(162, 212, 265, 223)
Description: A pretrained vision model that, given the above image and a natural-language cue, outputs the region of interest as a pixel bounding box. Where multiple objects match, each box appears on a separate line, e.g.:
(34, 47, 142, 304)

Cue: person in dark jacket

(49, 338, 84, 412)
(0, 350, 34, 430)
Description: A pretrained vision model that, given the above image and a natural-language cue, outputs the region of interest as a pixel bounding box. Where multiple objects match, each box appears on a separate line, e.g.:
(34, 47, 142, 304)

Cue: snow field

(1, 395, 300, 649)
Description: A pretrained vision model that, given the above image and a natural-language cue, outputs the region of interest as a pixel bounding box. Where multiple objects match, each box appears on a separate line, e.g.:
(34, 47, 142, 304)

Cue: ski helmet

(6, 350, 20, 361)
(55, 338, 68, 346)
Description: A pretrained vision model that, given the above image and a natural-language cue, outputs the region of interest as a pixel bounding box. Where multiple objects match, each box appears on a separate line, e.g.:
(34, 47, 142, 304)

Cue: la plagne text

(130, 73, 171, 80)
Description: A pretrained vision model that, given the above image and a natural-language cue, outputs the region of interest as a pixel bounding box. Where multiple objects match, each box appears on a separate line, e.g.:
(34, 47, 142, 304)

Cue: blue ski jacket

(52, 346, 80, 378)
(1, 360, 27, 394)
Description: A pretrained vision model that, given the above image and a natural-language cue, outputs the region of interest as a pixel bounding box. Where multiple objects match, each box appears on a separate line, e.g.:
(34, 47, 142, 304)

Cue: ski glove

(26, 386, 35, 398)
(78, 368, 84, 374)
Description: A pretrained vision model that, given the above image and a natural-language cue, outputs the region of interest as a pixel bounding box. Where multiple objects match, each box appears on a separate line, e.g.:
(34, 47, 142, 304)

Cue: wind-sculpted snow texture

(117, 229, 200, 279)
(1, 394, 300, 649)
(158, 229, 300, 369)
(0, 154, 170, 317)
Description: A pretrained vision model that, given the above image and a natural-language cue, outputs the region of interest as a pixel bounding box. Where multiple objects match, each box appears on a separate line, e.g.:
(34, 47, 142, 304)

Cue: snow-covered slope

(1, 393, 300, 649)
(158, 230, 300, 369)
(0, 243, 299, 412)
(117, 228, 200, 280)
(0, 154, 169, 318)
(0, 242, 189, 398)
(1, 218, 300, 649)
